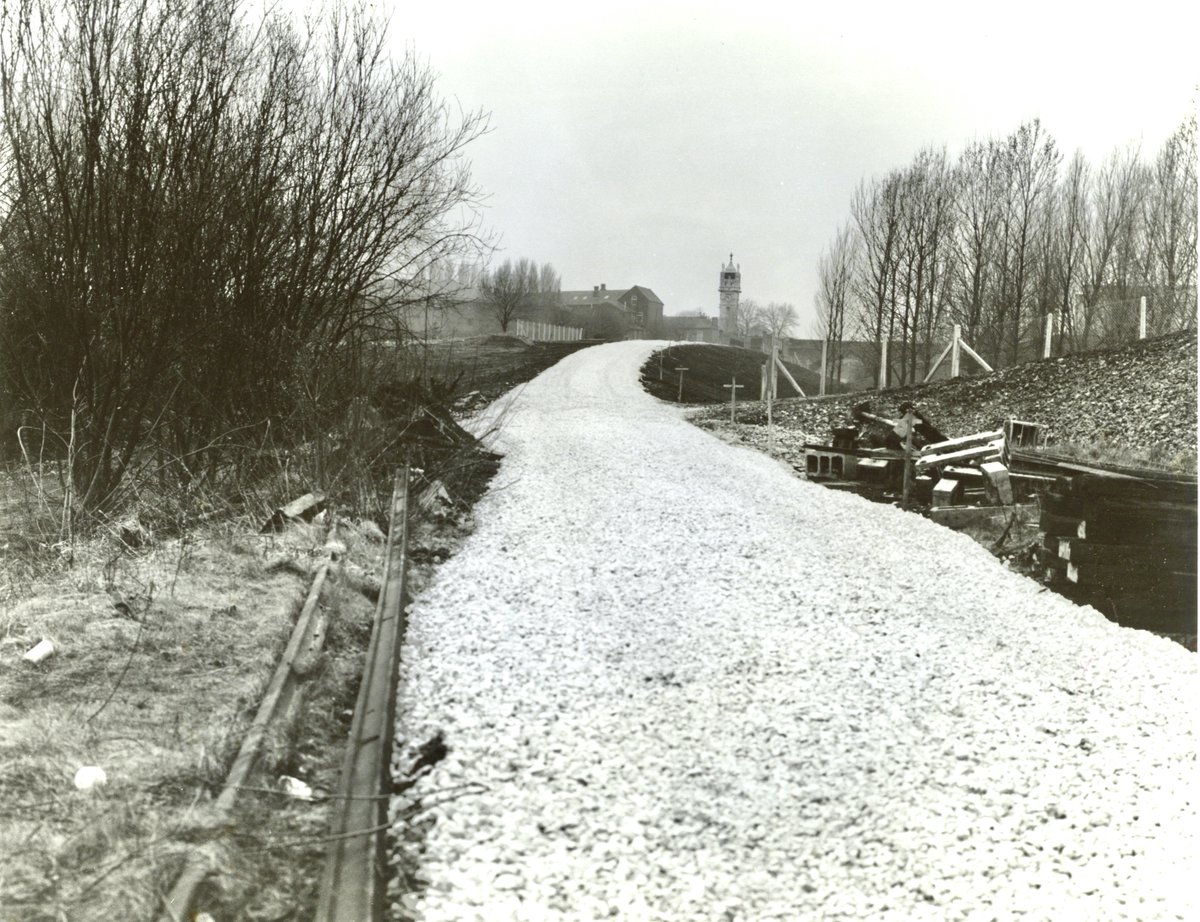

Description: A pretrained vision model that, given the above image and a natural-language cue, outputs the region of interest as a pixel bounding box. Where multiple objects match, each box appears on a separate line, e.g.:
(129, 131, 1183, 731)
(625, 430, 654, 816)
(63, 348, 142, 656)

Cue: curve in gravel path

(392, 341, 1196, 922)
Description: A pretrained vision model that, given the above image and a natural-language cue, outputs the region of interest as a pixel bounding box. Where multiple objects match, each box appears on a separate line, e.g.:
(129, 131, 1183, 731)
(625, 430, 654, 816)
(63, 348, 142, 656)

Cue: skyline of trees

(814, 117, 1197, 388)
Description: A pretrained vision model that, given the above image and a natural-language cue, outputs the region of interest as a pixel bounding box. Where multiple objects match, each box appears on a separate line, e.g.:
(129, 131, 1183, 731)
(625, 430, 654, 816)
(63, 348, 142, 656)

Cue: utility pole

(724, 377, 743, 423)
(675, 367, 688, 402)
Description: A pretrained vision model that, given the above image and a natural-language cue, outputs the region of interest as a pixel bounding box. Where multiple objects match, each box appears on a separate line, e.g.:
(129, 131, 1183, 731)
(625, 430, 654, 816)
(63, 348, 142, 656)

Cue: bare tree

(948, 139, 1005, 350)
(760, 302, 798, 339)
(814, 223, 859, 389)
(995, 120, 1061, 364)
(481, 259, 534, 332)
(479, 258, 560, 332)
(850, 170, 905, 385)
(734, 298, 765, 338)
(0, 0, 488, 511)
(1049, 150, 1091, 347)
(1141, 119, 1197, 334)
(1075, 146, 1146, 348)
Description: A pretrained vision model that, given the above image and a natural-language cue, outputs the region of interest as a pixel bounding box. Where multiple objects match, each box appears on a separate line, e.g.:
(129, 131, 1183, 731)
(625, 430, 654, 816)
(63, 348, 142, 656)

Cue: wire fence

(814, 289, 1196, 392)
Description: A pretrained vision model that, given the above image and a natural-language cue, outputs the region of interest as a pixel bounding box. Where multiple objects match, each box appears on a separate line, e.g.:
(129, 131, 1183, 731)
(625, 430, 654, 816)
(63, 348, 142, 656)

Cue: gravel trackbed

(391, 341, 1196, 921)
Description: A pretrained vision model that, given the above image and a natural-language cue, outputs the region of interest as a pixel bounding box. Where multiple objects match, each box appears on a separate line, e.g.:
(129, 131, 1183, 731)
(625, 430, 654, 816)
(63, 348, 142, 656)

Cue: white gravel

(391, 341, 1197, 921)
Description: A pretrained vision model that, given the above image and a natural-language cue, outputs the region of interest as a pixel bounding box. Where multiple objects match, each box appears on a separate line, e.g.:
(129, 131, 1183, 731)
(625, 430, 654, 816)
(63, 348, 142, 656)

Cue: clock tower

(718, 253, 740, 337)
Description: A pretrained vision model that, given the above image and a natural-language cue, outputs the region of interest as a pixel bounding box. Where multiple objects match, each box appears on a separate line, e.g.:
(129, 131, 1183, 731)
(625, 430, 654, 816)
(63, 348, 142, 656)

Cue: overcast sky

(385, 0, 1197, 333)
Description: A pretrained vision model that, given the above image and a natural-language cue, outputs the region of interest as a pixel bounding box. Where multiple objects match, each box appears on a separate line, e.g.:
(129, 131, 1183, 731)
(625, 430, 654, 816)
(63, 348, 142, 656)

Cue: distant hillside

(652, 332, 1197, 468)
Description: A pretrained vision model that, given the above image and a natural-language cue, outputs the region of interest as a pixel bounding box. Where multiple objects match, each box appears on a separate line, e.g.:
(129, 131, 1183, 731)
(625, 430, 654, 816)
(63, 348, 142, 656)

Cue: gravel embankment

(390, 341, 1196, 921)
(689, 332, 1198, 466)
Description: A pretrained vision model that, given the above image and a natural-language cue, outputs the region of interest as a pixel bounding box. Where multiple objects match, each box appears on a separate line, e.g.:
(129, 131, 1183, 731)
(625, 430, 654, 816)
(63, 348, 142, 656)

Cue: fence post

(1139, 296, 1147, 340)
(819, 339, 828, 397)
(950, 324, 961, 378)
(878, 339, 888, 390)
(1043, 313, 1053, 359)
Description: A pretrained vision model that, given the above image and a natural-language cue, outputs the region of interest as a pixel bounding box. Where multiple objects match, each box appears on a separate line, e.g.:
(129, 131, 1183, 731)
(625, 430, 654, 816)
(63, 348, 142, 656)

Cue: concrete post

(1043, 313, 1053, 359)
(1139, 296, 1147, 339)
(951, 324, 961, 378)
(878, 339, 888, 390)
(819, 339, 828, 397)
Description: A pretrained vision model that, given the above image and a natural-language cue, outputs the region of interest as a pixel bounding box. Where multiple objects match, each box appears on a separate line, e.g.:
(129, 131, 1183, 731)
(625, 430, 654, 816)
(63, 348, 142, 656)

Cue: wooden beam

(914, 440, 1003, 472)
(923, 338, 955, 383)
(918, 429, 1004, 457)
(958, 337, 994, 373)
(774, 355, 805, 397)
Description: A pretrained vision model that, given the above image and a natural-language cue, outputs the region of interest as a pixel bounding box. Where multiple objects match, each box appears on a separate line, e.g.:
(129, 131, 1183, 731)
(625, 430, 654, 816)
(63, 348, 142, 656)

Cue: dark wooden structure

(1036, 469, 1197, 636)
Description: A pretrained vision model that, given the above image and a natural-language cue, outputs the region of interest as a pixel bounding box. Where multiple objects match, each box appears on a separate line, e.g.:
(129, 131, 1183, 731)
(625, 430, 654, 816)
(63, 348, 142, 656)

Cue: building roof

(560, 288, 628, 306)
(560, 285, 663, 309)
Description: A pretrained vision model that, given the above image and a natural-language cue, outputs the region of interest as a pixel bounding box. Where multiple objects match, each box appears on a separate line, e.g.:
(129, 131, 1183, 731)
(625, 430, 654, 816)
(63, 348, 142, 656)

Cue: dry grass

(0, 334, 525, 920)
(1032, 433, 1198, 475)
(0, 492, 386, 921)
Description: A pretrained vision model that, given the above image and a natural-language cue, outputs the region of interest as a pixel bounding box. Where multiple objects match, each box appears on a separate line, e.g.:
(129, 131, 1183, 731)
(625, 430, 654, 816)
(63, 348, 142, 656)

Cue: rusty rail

(315, 466, 411, 922)
(159, 525, 339, 922)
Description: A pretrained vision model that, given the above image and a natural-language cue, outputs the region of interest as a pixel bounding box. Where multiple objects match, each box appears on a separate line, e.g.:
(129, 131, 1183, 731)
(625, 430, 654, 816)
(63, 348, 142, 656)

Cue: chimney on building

(600, 283, 606, 291)
(593, 285, 599, 294)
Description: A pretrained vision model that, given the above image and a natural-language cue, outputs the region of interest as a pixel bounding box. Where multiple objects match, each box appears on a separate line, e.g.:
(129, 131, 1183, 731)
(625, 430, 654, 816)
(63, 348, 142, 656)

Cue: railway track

(159, 468, 413, 922)
(315, 466, 412, 921)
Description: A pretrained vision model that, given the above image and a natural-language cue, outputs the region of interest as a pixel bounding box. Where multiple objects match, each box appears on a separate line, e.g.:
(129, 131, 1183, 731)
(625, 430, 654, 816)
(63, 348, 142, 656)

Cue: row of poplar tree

(815, 118, 1197, 388)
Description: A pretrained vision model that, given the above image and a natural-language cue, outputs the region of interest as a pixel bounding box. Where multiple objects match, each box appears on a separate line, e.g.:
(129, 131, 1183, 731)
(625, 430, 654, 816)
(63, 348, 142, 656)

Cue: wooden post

(1043, 313, 1053, 359)
(675, 367, 688, 402)
(760, 361, 767, 400)
(819, 339, 828, 397)
(878, 339, 888, 390)
(767, 339, 778, 451)
(951, 324, 961, 378)
(659, 348, 664, 381)
(723, 377, 743, 423)
(901, 408, 916, 510)
(1139, 295, 1147, 339)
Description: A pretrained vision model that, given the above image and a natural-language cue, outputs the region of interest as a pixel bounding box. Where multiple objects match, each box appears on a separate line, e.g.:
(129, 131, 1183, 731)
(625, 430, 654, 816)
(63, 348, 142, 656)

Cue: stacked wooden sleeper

(1038, 472, 1197, 634)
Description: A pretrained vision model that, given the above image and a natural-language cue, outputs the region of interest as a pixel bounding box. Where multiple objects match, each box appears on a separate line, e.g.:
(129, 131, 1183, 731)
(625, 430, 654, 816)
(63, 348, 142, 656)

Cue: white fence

(511, 319, 583, 342)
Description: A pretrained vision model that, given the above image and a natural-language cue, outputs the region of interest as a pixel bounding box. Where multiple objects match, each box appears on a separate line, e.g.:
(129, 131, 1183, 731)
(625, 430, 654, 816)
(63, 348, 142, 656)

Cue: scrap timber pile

(1036, 467, 1197, 636)
(802, 406, 1198, 640)
(803, 402, 1029, 510)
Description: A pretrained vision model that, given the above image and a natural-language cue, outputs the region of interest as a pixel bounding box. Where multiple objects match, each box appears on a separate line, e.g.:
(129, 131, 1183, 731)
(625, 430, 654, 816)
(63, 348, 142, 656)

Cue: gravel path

(390, 341, 1196, 921)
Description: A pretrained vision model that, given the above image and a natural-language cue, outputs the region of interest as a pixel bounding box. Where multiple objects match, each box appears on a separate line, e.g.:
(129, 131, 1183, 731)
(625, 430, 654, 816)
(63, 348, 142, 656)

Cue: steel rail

(315, 466, 411, 922)
(159, 524, 339, 922)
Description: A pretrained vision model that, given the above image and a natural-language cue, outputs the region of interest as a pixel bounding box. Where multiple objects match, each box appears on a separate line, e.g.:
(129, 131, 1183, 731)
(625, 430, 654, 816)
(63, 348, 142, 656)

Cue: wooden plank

(918, 429, 1004, 456)
(1039, 509, 1085, 538)
(915, 440, 1002, 471)
(1066, 561, 1196, 594)
(931, 478, 962, 508)
(980, 461, 1014, 506)
(1055, 538, 1197, 570)
(927, 502, 1038, 530)
(1078, 513, 1197, 547)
